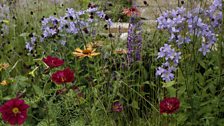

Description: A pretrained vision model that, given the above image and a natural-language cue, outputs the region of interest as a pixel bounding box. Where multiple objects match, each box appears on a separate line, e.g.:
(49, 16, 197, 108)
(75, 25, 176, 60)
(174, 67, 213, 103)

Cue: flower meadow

(0, 0, 223, 125)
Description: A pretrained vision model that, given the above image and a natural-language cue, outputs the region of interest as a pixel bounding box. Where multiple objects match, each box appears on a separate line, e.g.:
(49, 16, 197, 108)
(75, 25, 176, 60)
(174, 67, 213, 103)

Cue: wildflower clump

(156, 0, 222, 81)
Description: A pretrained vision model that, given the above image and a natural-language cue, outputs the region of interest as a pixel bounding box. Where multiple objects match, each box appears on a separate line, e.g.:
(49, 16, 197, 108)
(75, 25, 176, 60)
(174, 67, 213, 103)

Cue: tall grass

(0, 0, 223, 126)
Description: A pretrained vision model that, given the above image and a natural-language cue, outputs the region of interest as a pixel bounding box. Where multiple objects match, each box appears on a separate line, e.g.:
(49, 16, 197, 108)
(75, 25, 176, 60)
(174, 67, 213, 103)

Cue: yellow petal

(90, 52, 100, 56)
(73, 52, 87, 57)
(75, 48, 83, 53)
(92, 49, 96, 52)
(0, 80, 8, 86)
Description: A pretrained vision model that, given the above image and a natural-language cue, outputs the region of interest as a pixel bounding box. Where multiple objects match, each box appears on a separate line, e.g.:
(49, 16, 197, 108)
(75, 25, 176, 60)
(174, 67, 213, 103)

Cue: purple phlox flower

(192, 7, 204, 15)
(25, 42, 34, 52)
(31, 36, 37, 42)
(42, 18, 50, 26)
(76, 20, 89, 28)
(156, 44, 181, 82)
(106, 19, 113, 26)
(25, 36, 37, 52)
(199, 43, 211, 56)
(86, 7, 98, 13)
(66, 22, 78, 34)
(76, 10, 86, 16)
(173, 52, 181, 65)
(173, 15, 185, 24)
(211, 0, 222, 10)
(161, 68, 175, 82)
(58, 17, 68, 30)
(158, 44, 181, 61)
(96, 11, 105, 18)
(42, 16, 59, 27)
(88, 18, 94, 23)
(156, 63, 175, 82)
(166, 48, 176, 60)
(156, 67, 165, 76)
(43, 27, 57, 37)
(59, 40, 66, 46)
(66, 8, 76, 17)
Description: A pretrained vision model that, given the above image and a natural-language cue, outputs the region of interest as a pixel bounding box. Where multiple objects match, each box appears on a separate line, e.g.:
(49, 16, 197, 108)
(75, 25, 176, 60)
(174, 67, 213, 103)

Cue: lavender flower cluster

(25, 6, 112, 52)
(41, 7, 112, 41)
(156, 0, 222, 82)
(157, 0, 222, 55)
(25, 33, 37, 52)
(0, 4, 10, 37)
(156, 44, 181, 82)
(127, 17, 142, 63)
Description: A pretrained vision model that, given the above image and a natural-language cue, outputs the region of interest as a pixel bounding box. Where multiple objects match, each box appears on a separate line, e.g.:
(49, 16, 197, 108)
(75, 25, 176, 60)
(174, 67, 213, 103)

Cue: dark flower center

(83, 49, 92, 54)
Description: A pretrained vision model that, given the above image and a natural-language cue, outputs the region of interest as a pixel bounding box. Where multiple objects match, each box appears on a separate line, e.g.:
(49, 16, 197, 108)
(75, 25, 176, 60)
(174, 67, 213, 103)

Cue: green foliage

(0, 0, 223, 126)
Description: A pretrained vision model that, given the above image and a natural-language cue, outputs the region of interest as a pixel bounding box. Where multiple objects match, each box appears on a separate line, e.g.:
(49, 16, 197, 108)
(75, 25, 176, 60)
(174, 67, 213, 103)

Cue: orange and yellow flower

(0, 63, 9, 71)
(0, 80, 9, 86)
(73, 44, 100, 58)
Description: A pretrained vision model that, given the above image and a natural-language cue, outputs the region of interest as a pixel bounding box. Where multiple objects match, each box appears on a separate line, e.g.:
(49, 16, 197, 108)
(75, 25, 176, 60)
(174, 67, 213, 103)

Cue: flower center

(82, 49, 92, 54)
(12, 107, 20, 114)
(61, 77, 65, 82)
(113, 105, 119, 109)
(167, 103, 173, 110)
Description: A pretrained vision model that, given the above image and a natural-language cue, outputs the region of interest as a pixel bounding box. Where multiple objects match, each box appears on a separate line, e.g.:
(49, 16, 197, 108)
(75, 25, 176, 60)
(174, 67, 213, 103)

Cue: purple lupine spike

(127, 17, 143, 64)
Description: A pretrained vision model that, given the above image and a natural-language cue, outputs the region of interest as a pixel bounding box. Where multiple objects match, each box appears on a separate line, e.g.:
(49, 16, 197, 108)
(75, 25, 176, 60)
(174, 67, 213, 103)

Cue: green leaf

(177, 113, 188, 125)
(19, 33, 30, 37)
(177, 67, 184, 82)
(178, 86, 186, 96)
(167, 87, 176, 97)
(33, 85, 43, 97)
(162, 81, 176, 88)
(199, 61, 206, 69)
(132, 100, 139, 109)
(15, 75, 28, 82)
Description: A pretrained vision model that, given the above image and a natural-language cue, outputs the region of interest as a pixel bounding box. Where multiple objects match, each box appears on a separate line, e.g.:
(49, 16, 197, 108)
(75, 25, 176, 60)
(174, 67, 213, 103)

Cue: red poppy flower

(42, 56, 64, 68)
(112, 101, 123, 112)
(0, 98, 29, 125)
(51, 68, 74, 84)
(160, 97, 180, 114)
(122, 7, 140, 17)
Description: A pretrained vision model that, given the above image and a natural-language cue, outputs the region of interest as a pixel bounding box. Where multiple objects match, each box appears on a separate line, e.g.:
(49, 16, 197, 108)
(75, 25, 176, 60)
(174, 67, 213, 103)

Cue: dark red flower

(72, 86, 84, 98)
(51, 68, 74, 84)
(42, 56, 64, 68)
(56, 88, 68, 95)
(160, 97, 180, 114)
(0, 98, 29, 125)
(112, 101, 123, 112)
(122, 7, 140, 17)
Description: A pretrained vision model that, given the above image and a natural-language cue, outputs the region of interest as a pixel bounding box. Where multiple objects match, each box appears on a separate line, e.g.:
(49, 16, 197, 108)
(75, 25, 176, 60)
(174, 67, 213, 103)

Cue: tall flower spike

(127, 17, 143, 64)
